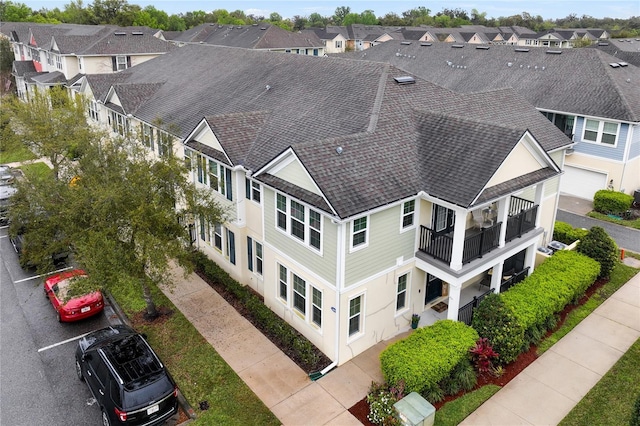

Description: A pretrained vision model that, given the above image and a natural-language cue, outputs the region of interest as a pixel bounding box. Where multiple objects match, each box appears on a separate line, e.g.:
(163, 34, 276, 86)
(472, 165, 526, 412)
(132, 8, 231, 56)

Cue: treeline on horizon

(2, 0, 639, 37)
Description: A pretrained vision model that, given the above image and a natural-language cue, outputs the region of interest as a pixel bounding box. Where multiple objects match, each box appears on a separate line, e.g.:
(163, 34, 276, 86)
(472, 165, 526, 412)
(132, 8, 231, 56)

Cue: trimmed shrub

(471, 293, 524, 364)
(380, 320, 478, 394)
(593, 189, 633, 215)
(578, 226, 618, 278)
(553, 221, 588, 245)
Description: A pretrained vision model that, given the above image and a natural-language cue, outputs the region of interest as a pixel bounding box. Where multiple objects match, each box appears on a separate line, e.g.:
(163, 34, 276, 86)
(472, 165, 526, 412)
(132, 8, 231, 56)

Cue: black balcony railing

(499, 267, 530, 293)
(506, 197, 538, 242)
(419, 223, 501, 265)
(458, 288, 493, 325)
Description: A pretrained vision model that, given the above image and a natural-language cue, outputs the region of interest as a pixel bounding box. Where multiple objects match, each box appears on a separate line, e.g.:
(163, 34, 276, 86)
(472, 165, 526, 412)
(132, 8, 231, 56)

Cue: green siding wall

(264, 188, 337, 284)
(345, 205, 416, 286)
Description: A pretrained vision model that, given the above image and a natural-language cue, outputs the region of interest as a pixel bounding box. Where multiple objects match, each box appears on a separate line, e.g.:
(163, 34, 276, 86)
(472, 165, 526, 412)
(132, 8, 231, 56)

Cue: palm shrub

(577, 226, 618, 278)
(439, 358, 477, 395)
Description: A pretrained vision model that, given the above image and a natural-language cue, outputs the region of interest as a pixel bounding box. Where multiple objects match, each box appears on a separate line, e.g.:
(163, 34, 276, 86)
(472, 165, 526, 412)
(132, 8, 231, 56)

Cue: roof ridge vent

(609, 62, 620, 68)
(114, 31, 126, 36)
(618, 62, 629, 67)
(400, 41, 411, 45)
(451, 44, 464, 48)
(394, 76, 415, 85)
(420, 42, 432, 46)
(546, 50, 562, 54)
(515, 48, 529, 52)
(476, 45, 490, 50)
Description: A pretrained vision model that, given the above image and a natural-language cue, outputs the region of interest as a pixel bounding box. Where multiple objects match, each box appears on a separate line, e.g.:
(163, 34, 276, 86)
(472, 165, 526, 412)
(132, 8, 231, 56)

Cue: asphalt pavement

(556, 210, 640, 253)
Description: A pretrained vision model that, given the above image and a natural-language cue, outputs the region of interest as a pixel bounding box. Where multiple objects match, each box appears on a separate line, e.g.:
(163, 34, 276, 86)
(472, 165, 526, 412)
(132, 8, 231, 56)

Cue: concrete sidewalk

(460, 271, 640, 425)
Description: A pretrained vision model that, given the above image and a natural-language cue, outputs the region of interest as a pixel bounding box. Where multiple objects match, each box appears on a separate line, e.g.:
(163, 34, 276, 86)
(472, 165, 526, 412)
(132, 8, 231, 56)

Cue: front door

(425, 274, 443, 304)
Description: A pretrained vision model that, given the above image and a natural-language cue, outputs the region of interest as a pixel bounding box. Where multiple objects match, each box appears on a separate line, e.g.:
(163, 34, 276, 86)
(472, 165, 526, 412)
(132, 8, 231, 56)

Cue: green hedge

(501, 251, 600, 337)
(593, 190, 633, 214)
(578, 226, 618, 279)
(553, 221, 588, 245)
(380, 320, 478, 394)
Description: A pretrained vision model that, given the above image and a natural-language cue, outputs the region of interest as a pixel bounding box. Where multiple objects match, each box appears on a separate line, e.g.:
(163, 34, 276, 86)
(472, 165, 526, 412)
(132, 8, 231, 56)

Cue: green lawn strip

(18, 161, 53, 179)
(110, 281, 280, 425)
(587, 211, 640, 230)
(537, 262, 639, 355)
(434, 385, 501, 426)
(559, 338, 640, 426)
(0, 145, 36, 164)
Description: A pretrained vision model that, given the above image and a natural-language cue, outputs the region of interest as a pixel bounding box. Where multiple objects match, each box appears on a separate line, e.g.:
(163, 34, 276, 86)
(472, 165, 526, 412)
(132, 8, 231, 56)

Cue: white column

(446, 282, 462, 320)
(534, 182, 545, 228)
(450, 209, 467, 271)
(524, 243, 537, 275)
(497, 197, 509, 248)
(490, 262, 504, 293)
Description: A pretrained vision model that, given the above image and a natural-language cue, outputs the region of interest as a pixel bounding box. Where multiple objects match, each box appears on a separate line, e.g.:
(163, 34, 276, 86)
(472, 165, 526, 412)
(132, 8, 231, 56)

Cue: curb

(103, 291, 197, 423)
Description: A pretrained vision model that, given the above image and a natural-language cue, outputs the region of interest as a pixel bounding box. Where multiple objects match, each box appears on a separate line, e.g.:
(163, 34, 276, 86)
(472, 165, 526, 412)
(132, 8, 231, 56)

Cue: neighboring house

(1, 22, 174, 99)
(592, 38, 640, 67)
(72, 43, 571, 366)
(344, 41, 640, 202)
(162, 23, 326, 56)
(303, 27, 348, 54)
(520, 28, 610, 48)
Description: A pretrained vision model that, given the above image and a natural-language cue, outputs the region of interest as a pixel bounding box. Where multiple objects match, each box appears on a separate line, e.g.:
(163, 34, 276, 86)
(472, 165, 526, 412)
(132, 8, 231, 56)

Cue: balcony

(418, 197, 538, 265)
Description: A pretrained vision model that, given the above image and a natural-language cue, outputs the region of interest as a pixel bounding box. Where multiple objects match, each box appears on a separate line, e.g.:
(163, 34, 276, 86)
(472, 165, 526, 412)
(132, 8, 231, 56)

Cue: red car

(44, 269, 104, 322)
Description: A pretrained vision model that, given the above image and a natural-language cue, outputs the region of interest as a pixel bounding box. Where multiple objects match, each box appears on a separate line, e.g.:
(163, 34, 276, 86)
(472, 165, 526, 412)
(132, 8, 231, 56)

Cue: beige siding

(345, 205, 416, 286)
(488, 140, 545, 187)
(263, 188, 337, 284)
(274, 159, 320, 194)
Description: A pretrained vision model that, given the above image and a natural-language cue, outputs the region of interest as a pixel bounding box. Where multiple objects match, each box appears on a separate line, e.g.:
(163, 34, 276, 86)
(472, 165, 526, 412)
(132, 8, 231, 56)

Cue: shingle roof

(346, 41, 640, 122)
(88, 43, 569, 218)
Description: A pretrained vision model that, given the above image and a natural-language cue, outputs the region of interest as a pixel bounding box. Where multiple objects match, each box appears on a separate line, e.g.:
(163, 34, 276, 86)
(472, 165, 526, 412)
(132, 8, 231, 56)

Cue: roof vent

(261, 27, 266, 30)
(598, 42, 609, 46)
(618, 62, 629, 67)
(114, 31, 126, 36)
(609, 63, 620, 68)
(515, 48, 529, 52)
(420, 42, 432, 46)
(394, 76, 415, 85)
(476, 45, 490, 50)
(546, 50, 562, 54)
(252, 23, 258, 26)
(336, 146, 343, 154)
(400, 41, 411, 45)
(131, 31, 143, 35)
(451, 44, 464, 48)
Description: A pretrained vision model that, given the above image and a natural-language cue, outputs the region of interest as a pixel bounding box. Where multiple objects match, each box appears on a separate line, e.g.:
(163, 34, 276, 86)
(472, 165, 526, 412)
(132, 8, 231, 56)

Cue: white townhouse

(73, 44, 571, 367)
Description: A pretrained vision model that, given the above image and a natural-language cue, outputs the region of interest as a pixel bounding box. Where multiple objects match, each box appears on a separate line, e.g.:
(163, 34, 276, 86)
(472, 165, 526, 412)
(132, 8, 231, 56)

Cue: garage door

(560, 166, 607, 200)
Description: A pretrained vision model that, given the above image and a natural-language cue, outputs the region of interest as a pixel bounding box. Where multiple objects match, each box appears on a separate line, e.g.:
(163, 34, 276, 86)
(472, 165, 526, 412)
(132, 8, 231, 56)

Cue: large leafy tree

(6, 93, 227, 318)
(2, 87, 95, 180)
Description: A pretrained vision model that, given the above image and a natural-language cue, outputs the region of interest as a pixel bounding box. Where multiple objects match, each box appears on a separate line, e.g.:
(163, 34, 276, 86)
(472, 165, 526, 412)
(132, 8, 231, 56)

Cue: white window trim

(400, 200, 416, 232)
(311, 286, 322, 329)
(395, 272, 410, 315)
(349, 215, 369, 252)
(347, 292, 365, 342)
(277, 264, 323, 332)
(278, 263, 289, 303)
(251, 181, 261, 204)
(254, 241, 263, 276)
(581, 118, 619, 147)
(274, 192, 323, 254)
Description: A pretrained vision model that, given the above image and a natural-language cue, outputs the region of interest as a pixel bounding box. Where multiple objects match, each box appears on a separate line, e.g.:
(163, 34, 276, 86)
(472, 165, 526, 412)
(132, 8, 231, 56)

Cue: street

(0, 226, 109, 426)
(556, 209, 640, 253)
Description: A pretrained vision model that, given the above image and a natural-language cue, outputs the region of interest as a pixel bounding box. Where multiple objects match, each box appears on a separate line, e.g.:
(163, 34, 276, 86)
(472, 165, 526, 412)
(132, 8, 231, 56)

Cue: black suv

(75, 325, 178, 426)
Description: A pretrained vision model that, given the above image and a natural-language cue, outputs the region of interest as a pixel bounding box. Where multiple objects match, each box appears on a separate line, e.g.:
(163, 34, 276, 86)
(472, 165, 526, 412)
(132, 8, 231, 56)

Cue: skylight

(476, 45, 490, 50)
(451, 44, 464, 48)
(394, 76, 415, 85)
(546, 50, 562, 54)
(515, 48, 529, 52)
(420, 42, 432, 47)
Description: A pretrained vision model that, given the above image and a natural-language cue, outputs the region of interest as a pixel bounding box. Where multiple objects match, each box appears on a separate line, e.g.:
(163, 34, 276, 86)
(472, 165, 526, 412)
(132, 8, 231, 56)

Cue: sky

(21, 0, 640, 21)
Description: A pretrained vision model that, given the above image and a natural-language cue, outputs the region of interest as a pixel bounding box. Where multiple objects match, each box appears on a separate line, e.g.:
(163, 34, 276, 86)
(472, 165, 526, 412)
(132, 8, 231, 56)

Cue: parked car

(75, 325, 179, 426)
(9, 229, 70, 269)
(44, 269, 103, 322)
(0, 165, 20, 225)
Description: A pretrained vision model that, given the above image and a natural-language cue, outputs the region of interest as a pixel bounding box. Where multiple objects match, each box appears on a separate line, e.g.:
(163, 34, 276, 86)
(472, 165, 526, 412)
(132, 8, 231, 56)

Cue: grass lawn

(0, 144, 36, 164)
(559, 338, 640, 426)
(17, 161, 53, 180)
(434, 385, 501, 426)
(587, 211, 640, 230)
(109, 280, 280, 426)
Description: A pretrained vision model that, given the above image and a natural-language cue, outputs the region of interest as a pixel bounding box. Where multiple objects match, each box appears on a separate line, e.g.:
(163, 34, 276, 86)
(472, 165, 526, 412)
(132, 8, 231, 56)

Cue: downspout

(315, 216, 345, 378)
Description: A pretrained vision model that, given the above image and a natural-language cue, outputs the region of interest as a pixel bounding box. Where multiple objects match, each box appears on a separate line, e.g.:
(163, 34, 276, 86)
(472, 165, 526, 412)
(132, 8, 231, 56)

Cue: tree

(308, 12, 328, 28)
(2, 87, 95, 180)
(379, 12, 404, 26)
(0, 1, 34, 22)
(360, 10, 378, 25)
(332, 6, 350, 26)
(269, 12, 282, 22)
(90, 0, 130, 24)
(578, 226, 618, 278)
(291, 15, 308, 31)
(402, 7, 431, 26)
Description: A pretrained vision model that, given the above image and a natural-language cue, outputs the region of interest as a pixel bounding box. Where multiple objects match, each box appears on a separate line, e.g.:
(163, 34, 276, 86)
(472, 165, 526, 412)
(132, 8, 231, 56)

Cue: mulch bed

(348, 276, 609, 424)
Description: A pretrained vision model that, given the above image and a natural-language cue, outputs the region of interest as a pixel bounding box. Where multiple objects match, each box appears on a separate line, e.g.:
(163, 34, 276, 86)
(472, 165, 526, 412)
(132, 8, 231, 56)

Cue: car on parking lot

(0, 165, 21, 225)
(75, 324, 179, 426)
(44, 269, 104, 322)
(9, 228, 70, 269)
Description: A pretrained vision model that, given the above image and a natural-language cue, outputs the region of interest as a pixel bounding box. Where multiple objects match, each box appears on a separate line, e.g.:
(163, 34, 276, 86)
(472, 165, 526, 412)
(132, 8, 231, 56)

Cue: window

(213, 224, 222, 250)
(279, 264, 288, 301)
(226, 228, 235, 265)
(247, 236, 253, 272)
(255, 242, 263, 275)
(396, 274, 408, 311)
(293, 274, 306, 314)
(290, 200, 305, 240)
(47, 52, 54, 66)
(312, 287, 322, 327)
(197, 154, 206, 184)
(348, 295, 362, 336)
(109, 111, 128, 136)
(275, 194, 322, 251)
(251, 181, 261, 202)
(157, 131, 172, 157)
(277, 194, 287, 231)
(205, 159, 232, 201)
(88, 100, 99, 121)
(402, 200, 415, 229)
(351, 216, 368, 249)
(55, 54, 62, 69)
(583, 119, 618, 145)
(113, 55, 130, 71)
(141, 123, 154, 150)
(335, 40, 343, 49)
(199, 218, 209, 242)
